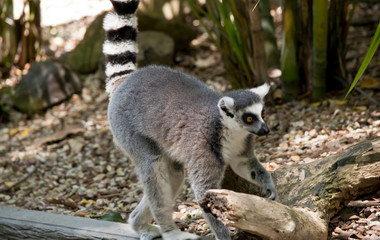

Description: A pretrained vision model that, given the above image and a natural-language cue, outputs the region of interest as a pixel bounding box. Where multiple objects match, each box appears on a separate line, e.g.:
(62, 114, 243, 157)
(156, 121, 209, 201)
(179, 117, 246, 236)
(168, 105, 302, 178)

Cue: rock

(64, 12, 106, 74)
(309, 129, 318, 138)
(290, 155, 300, 162)
(68, 138, 84, 155)
(137, 31, 174, 67)
(137, 12, 197, 51)
(12, 61, 81, 114)
(279, 142, 288, 151)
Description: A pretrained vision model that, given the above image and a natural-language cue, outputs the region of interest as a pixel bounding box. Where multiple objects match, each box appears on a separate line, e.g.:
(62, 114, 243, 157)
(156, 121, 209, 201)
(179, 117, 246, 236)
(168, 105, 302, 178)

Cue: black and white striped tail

(103, 0, 139, 95)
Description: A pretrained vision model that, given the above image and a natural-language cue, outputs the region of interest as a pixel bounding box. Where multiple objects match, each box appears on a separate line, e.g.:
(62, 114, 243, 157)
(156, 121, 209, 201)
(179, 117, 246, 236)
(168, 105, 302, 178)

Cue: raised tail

(103, 0, 139, 95)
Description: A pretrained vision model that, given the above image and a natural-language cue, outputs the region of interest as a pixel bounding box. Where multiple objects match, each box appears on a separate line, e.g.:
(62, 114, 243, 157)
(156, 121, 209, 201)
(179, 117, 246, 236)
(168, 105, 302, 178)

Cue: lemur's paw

(262, 185, 277, 201)
(162, 229, 201, 240)
(138, 224, 162, 240)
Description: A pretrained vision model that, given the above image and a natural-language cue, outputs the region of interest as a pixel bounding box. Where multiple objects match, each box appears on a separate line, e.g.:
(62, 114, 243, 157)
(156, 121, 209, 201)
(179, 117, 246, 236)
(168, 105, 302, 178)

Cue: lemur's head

(218, 83, 270, 136)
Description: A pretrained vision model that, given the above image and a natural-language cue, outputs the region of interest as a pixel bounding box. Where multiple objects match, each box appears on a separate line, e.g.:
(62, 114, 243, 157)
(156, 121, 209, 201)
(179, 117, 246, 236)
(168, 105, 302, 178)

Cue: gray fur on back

(109, 65, 223, 164)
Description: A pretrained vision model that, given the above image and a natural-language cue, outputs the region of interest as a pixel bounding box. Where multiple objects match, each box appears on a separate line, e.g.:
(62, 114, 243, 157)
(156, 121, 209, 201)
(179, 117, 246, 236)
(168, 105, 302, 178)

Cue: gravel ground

(1, 1, 380, 239)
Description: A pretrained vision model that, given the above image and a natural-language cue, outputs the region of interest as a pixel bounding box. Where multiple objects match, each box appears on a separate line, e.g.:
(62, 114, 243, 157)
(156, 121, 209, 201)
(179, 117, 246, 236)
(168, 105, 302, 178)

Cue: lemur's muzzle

(256, 123, 270, 136)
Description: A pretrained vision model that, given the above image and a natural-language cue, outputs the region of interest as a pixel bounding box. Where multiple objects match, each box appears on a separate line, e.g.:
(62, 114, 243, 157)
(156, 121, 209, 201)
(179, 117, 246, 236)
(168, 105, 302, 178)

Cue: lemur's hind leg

(126, 134, 199, 240)
(126, 135, 162, 240)
(128, 195, 160, 240)
(167, 160, 185, 201)
(128, 160, 185, 240)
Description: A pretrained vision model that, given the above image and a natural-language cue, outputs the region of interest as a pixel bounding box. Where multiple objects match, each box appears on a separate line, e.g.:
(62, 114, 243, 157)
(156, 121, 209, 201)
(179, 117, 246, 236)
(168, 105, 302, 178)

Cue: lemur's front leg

(229, 156, 277, 200)
(189, 158, 232, 240)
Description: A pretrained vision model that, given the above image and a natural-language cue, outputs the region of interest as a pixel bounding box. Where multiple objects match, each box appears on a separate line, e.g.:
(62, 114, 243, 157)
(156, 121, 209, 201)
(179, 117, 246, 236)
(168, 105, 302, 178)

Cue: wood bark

(249, 1, 268, 84)
(200, 189, 327, 240)
(280, 0, 300, 100)
(201, 137, 380, 240)
(0, 205, 213, 240)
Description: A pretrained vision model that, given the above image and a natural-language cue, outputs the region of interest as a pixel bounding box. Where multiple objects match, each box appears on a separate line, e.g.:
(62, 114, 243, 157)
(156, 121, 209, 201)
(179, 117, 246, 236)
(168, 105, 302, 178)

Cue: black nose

(257, 123, 270, 136)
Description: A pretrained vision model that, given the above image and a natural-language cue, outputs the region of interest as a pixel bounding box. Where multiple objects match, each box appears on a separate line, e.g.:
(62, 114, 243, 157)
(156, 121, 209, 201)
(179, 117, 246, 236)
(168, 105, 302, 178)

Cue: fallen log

(200, 137, 380, 240)
(200, 189, 328, 240)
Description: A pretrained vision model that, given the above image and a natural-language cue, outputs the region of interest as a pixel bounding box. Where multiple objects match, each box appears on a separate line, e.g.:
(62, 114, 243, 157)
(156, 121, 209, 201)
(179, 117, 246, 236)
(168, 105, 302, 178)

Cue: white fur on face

(220, 112, 250, 162)
(245, 103, 265, 122)
(250, 83, 270, 99)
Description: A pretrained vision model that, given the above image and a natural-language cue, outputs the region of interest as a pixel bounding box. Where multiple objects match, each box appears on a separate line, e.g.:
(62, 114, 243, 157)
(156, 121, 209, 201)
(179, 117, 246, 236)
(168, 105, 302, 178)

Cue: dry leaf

(4, 181, 15, 187)
(310, 102, 321, 107)
(21, 128, 30, 137)
(32, 124, 84, 148)
(75, 211, 88, 217)
(8, 129, 19, 136)
(352, 106, 367, 111)
(265, 163, 274, 171)
(328, 99, 348, 105)
(359, 77, 380, 89)
(80, 199, 96, 205)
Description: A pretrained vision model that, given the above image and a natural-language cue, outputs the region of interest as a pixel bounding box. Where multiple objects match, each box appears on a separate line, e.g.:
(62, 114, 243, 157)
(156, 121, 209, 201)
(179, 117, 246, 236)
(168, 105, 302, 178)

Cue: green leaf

(344, 22, 380, 99)
(101, 212, 124, 223)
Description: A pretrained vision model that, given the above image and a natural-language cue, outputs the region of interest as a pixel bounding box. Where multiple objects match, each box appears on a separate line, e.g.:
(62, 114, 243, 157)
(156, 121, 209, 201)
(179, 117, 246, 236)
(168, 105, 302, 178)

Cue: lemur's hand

(261, 179, 277, 201)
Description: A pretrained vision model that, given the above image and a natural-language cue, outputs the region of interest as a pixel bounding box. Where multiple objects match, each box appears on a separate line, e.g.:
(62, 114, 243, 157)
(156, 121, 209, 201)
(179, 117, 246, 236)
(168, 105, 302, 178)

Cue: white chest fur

(220, 122, 250, 163)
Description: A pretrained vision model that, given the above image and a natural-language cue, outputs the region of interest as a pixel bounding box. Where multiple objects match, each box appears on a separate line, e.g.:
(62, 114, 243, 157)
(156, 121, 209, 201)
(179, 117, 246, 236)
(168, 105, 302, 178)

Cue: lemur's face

(218, 83, 270, 136)
(236, 103, 269, 136)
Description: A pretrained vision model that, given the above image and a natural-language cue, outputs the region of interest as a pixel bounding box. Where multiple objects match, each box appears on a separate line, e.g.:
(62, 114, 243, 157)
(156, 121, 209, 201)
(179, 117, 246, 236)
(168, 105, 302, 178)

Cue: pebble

(290, 155, 300, 162)
(279, 142, 288, 151)
(309, 129, 318, 138)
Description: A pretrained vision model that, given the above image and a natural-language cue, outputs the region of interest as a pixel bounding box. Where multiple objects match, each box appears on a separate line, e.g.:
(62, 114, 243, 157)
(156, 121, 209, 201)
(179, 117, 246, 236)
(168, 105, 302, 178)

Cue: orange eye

(262, 110, 266, 119)
(242, 113, 256, 124)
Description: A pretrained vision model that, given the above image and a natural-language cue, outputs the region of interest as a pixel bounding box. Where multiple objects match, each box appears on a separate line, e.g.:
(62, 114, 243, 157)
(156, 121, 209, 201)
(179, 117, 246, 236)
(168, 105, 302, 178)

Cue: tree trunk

(249, 1, 268, 84)
(201, 137, 380, 240)
(281, 0, 300, 100)
(297, 0, 312, 94)
(311, 0, 328, 101)
(200, 189, 328, 240)
(259, 0, 279, 68)
(326, 0, 351, 91)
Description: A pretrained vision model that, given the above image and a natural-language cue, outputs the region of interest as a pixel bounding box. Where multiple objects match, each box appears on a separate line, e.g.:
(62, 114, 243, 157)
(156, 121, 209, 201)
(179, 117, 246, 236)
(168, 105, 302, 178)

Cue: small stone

(68, 138, 84, 154)
(117, 167, 125, 177)
(93, 173, 106, 181)
(303, 158, 315, 164)
(290, 155, 300, 162)
(309, 129, 318, 138)
(279, 142, 288, 151)
(86, 189, 96, 198)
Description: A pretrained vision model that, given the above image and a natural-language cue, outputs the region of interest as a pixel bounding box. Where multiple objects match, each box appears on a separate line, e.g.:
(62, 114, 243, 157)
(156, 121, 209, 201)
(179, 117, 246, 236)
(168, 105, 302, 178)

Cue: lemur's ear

(250, 83, 270, 99)
(218, 97, 235, 118)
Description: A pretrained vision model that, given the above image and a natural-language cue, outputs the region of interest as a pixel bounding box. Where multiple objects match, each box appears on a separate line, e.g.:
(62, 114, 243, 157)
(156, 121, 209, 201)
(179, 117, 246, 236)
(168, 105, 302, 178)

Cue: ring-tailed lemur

(103, 1, 277, 239)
